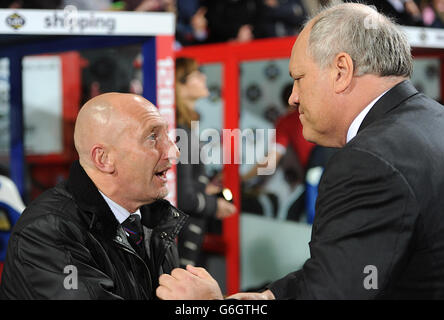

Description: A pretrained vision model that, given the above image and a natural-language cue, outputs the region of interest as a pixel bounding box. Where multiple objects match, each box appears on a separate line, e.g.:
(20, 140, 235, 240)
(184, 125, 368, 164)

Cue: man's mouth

(155, 166, 171, 182)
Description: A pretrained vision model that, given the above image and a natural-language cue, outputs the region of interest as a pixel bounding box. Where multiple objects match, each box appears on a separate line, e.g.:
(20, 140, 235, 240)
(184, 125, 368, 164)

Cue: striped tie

(122, 214, 145, 258)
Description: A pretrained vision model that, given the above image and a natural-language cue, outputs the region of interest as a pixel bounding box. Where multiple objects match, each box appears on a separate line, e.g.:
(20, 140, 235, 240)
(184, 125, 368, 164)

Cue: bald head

(73, 92, 178, 211)
(74, 93, 157, 168)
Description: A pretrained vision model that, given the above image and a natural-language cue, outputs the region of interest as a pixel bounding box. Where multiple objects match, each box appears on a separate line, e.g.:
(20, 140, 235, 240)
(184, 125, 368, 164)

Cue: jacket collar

(66, 160, 187, 241)
(358, 80, 419, 134)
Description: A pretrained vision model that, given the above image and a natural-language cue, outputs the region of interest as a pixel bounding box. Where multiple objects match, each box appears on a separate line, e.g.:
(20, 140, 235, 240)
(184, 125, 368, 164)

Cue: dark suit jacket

(268, 80, 444, 299)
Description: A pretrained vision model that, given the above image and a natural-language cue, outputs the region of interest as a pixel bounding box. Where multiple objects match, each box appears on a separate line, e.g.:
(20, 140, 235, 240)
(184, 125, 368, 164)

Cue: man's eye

(148, 133, 157, 141)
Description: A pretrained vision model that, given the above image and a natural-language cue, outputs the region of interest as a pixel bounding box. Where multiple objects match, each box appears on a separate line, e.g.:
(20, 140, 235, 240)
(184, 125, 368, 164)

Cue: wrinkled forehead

(140, 107, 168, 129)
(118, 97, 168, 133)
(135, 104, 169, 133)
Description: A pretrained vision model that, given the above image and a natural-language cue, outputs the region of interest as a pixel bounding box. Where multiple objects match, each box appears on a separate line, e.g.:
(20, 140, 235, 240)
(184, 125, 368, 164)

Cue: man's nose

(165, 134, 180, 164)
(288, 86, 299, 107)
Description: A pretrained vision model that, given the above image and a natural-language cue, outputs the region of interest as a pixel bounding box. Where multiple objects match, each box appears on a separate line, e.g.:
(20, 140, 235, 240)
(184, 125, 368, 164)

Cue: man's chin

(301, 129, 314, 144)
(143, 188, 169, 205)
(155, 188, 169, 201)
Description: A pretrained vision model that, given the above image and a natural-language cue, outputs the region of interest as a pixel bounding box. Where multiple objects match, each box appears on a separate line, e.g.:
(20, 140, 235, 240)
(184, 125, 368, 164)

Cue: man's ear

(90, 144, 115, 174)
(332, 52, 354, 93)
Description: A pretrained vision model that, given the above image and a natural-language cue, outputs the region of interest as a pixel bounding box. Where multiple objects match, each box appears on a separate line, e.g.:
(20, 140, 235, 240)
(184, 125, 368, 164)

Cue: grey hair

(306, 2, 413, 78)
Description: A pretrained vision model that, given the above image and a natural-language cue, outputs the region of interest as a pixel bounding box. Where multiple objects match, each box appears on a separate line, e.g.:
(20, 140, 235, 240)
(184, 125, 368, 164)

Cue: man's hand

(156, 265, 224, 300)
(205, 183, 221, 195)
(227, 289, 276, 300)
(215, 198, 236, 219)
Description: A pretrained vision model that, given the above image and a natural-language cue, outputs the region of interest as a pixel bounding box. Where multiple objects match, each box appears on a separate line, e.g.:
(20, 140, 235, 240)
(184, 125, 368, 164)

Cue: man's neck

(83, 165, 142, 213)
(338, 75, 407, 146)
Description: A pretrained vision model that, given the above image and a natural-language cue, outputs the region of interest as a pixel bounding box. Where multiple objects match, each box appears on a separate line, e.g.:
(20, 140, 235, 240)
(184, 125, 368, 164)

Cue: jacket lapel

(66, 160, 187, 242)
(358, 80, 419, 133)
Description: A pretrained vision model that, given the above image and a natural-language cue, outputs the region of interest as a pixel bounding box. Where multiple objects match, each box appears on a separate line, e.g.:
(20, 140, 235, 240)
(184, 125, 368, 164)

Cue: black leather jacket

(0, 161, 187, 299)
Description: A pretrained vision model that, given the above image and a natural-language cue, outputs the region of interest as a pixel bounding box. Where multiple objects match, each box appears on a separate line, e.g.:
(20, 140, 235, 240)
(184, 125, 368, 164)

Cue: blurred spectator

(175, 57, 236, 268)
(61, 0, 112, 10)
(0, 0, 61, 8)
(241, 83, 315, 221)
(242, 83, 315, 183)
(202, 0, 261, 43)
(80, 46, 139, 104)
(176, 0, 208, 46)
(360, 0, 424, 26)
(196, 0, 323, 44)
(257, 0, 309, 38)
(123, 0, 175, 11)
(422, 0, 444, 28)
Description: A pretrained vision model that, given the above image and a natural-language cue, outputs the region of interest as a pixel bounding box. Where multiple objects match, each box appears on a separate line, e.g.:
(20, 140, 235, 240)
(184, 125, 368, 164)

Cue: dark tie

(122, 214, 146, 259)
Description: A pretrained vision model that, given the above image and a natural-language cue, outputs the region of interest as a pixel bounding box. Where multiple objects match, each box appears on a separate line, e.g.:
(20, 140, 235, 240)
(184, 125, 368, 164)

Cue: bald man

(156, 3, 444, 299)
(0, 93, 187, 299)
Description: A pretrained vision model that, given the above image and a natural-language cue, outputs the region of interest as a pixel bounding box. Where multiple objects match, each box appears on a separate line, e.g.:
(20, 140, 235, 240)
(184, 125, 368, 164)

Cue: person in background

(242, 83, 315, 182)
(175, 57, 236, 268)
(422, 0, 444, 28)
(0, 0, 61, 8)
(257, 0, 309, 38)
(241, 83, 316, 222)
(175, 0, 208, 47)
(60, 0, 111, 10)
(362, 0, 423, 26)
(122, 0, 175, 11)
(201, 0, 261, 43)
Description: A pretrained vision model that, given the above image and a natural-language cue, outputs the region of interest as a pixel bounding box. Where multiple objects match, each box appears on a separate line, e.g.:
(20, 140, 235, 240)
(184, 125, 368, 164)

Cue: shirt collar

(99, 191, 141, 224)
(346, 90, 388, 143)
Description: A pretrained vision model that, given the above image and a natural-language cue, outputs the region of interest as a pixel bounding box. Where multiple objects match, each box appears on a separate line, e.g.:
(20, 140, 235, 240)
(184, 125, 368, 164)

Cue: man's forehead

(127, 97, 161, 119)
(289, 26, 312, 68)
(292, 25, 310, 54)
(117, 96, 167, 131)
(141, 108, 168, 129)
(289, 41, 304, 74)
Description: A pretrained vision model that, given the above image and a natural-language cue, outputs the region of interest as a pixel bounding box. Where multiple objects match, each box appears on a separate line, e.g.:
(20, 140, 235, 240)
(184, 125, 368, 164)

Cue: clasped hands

(156, 265, 275, 300)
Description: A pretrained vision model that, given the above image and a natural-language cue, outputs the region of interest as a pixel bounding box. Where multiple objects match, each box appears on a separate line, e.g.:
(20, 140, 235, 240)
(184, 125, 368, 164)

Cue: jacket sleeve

(176, 161, 218, 218)
(267, 148, 419, 299)
(1, 213, 122, 300)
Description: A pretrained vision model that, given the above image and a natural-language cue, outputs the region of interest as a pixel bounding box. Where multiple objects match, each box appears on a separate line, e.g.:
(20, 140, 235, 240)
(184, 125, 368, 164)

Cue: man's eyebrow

(143, 122, 168, 134)
(290, 71, 303, 79)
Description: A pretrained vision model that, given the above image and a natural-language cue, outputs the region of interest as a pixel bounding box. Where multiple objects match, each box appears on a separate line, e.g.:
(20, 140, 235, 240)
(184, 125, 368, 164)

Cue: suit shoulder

(349, 95, 444, 165)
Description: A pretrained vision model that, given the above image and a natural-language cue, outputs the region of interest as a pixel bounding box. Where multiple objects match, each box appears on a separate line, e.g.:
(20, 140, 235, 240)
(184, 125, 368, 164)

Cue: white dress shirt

(99, 191, 141, 224)
(346, 91, 388, 144)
